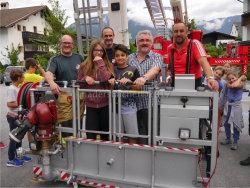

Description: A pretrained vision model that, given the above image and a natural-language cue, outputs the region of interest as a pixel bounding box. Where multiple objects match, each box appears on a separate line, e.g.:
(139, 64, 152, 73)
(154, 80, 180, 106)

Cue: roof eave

(5, 6, 47, 28)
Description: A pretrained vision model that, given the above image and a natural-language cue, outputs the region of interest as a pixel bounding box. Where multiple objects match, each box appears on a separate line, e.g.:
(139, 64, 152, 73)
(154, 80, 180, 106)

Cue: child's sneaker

(231, 143, 238, 150)
(221, 139, 232, 145)
(0, 142, 8, 149)
(20, 156, 32, 163)
(6, 158, 24, 167)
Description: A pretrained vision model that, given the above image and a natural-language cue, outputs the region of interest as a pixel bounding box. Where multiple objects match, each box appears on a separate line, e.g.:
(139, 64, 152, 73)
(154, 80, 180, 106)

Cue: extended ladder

(144, 0, 168, 38)
(73, 0, 104, 58)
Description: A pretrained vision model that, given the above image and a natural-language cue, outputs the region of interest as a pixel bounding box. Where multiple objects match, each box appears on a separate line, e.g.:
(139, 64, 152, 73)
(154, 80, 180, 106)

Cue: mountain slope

(196, 15, 241, 34)
(68, 14, 241, 41)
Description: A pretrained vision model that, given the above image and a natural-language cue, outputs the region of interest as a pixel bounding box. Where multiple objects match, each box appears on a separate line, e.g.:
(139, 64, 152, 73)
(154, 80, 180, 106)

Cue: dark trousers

(61, 119, 83, 137)
(7, 116, 22, 161)
(85, 106, 109, 141)
(137, 106, 160, 145)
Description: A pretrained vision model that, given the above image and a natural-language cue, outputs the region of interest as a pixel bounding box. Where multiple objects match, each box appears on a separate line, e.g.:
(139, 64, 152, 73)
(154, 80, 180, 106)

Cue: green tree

(129, 42, 137, 53)
(1, 43, 21, 66)
(168, 29, 173, 40)
(0, 61, 4, 73)
(42, 0, 76, 53)
(203, 43, 226, 58)
(33, 0, 76, 68)
(247, 62, 250, 80)
(190, 19, 197, 30)
(235, 34, 242, 41)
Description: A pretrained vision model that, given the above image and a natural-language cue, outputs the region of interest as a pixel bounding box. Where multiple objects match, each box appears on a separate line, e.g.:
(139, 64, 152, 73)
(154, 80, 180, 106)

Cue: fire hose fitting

(106, 158, 114, 167)
(16, 147, 32, 159)
(48, 145, 62, 155)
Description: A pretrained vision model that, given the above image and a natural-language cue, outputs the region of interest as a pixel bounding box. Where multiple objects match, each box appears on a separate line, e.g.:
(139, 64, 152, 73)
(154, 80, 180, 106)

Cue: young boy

(22, 58, 46, 142)
(23, 58, 46, 83)
(109, 44, 140, 143)
(6, 69, 32, 167)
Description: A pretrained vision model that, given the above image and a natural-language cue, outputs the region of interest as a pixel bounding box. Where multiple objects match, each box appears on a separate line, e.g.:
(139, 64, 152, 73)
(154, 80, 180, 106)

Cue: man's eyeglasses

(61, 42, 73, 45)
(93, 49, 104, 53)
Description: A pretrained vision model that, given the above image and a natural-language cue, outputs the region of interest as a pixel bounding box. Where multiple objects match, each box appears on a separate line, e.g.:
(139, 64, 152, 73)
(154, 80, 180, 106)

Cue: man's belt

(7, 112, 17, 119)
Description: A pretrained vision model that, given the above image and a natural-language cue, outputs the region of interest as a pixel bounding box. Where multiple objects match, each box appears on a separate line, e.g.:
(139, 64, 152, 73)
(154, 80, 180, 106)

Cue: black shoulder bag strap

(171, 48, 175, 87)
(186, 39, 192, 74)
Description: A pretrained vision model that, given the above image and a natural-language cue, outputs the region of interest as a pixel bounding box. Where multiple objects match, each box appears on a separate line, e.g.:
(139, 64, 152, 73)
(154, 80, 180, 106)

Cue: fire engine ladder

(145, 0, 168, 38)
(73, 0, 104, 58)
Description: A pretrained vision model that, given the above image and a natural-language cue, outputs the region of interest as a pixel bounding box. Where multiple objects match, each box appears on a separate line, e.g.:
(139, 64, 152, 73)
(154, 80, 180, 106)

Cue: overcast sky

(4, 0, 243, 31)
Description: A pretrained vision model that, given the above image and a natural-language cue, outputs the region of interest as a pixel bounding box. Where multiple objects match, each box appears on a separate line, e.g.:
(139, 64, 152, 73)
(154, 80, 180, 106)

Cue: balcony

(22, 31, 48, 59)
(242, 10, 250, 26)
(22, 31, 46, 44)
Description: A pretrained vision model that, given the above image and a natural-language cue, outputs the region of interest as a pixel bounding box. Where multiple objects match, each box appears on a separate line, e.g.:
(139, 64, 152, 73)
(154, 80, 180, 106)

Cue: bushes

(247, 62, 250, 80)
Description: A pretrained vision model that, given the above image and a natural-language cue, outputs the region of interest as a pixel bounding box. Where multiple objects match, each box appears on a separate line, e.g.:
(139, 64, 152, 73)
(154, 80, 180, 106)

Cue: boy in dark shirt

(109, 44, 140, 143)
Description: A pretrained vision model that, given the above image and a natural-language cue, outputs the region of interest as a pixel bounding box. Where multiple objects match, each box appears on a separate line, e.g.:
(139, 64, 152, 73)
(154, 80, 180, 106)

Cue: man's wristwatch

(142, 76, 148, 81)
(206, 76, 214, 80)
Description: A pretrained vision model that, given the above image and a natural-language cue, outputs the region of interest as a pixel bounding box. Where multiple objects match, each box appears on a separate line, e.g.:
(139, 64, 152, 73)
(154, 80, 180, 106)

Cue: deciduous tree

(34, 0, 76, 68)
(1, 43, 21, 66)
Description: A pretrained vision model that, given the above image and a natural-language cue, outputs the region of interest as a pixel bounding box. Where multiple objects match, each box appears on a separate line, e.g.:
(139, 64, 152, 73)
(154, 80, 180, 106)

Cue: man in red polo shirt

(167, 22, 218, 91)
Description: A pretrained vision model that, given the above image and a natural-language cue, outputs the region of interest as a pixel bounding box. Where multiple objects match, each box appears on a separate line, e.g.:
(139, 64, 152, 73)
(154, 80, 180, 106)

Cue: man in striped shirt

(167, 22, 218, 91)
(127, 30, 163, 144)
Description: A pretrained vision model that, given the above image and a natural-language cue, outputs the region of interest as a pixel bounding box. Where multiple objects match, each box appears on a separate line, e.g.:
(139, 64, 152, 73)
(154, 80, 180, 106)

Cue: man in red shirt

(167, 22, 218, 91)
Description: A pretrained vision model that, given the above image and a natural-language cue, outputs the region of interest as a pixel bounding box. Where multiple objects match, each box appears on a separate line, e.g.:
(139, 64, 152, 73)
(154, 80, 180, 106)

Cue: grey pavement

(1, 83, 250, 187)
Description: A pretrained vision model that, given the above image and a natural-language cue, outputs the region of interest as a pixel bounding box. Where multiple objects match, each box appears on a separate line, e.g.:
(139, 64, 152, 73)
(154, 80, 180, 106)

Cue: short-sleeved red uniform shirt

(167, 39, 207, 79)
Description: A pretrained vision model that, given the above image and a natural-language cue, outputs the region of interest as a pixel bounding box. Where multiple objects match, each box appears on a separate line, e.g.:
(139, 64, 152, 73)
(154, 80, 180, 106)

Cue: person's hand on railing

(108, 78, 116, 86)
(85, 76, 95, 85)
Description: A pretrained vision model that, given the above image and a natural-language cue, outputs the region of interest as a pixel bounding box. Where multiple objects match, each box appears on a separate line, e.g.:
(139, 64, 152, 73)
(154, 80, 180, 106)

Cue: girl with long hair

(78, 40, 114, 141)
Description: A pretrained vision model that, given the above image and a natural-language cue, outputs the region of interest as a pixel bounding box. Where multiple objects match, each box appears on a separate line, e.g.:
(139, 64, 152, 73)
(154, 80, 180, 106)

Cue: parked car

(0, 72, 4, 84)
(4, 66, 26, 86)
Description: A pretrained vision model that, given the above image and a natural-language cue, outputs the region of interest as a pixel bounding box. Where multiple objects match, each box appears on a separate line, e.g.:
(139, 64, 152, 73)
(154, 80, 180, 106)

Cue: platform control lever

(180, 96, 188, 108)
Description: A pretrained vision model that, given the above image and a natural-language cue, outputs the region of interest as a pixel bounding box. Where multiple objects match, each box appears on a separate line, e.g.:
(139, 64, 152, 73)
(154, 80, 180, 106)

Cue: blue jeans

(224, 105, 240, 144)
(7, 116, 22, 161)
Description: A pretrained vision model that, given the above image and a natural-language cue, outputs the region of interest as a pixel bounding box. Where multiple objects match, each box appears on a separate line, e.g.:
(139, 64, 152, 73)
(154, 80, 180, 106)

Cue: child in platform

(109, 44, 140, 143)
(78, 40, 114, 141)
(22, 58, 46, 142)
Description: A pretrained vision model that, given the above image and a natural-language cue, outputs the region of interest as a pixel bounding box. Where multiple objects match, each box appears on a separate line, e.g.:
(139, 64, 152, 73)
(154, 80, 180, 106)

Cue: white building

(230, 21, 242, 37)
(0, 2, 49, 65)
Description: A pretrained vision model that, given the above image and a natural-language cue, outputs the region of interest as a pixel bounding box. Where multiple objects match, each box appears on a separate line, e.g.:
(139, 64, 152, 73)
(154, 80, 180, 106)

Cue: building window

(24, 44, 38, 52)
(17, 25, 21, 31)
(23, 26, 26, 31)
(34, 26, 37, 33)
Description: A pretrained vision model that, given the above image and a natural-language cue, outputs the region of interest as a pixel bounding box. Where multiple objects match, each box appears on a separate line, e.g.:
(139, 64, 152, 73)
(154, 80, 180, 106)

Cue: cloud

(126, 1, 154, 28)
(203, 19, 225, 31)
(5, 0, 243, 28)
(186, 1, 242, 22)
